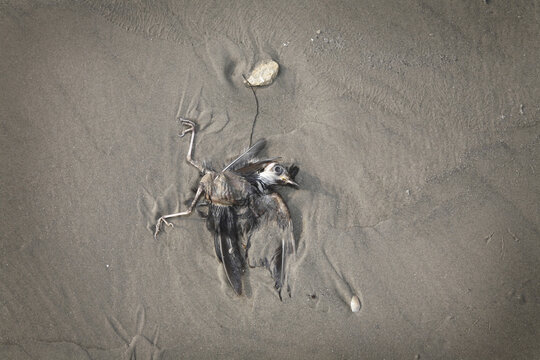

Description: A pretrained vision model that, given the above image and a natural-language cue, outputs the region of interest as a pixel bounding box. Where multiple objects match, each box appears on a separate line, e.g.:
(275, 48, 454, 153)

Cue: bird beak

(286, 178, 299, 187)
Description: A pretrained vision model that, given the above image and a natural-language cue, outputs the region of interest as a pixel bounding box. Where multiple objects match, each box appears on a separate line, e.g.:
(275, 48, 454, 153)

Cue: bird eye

(274, 165, 283, 175)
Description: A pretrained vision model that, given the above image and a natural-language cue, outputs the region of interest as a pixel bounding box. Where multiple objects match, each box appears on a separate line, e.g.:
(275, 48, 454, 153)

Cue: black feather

(234, 159, 279, 176)
(207, 205, 244, 294)
(270, 245, 284, 296)
(222, 139, 266, 172)
(287, 164, 299, 180)
(245, 193, 295, 299)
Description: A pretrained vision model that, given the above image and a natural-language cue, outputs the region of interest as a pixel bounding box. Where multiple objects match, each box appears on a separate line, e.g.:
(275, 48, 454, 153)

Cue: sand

(1, 1, 539, 359)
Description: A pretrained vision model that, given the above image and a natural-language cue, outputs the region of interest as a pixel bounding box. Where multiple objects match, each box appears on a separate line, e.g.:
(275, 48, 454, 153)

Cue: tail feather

(219, 234, 243, 295)
(208, 205, 244, 295)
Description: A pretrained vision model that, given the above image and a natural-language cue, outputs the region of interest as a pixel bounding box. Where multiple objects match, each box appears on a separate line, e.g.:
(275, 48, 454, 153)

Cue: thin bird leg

(179, 118, 205, 174)
(154, 185, 204, 239)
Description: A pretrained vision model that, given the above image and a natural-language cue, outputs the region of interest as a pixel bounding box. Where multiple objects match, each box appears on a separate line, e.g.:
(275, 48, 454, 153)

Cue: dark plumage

(155, 119, 298, 298)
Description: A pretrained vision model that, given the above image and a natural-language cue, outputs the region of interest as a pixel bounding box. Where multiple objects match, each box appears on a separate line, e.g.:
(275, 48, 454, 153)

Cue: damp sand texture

(1, 1, 539, 359)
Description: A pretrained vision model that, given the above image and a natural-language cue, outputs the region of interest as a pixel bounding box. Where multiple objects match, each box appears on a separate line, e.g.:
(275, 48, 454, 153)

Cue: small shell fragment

(244, 60, 279, 87)
(350, 295, 361, 313)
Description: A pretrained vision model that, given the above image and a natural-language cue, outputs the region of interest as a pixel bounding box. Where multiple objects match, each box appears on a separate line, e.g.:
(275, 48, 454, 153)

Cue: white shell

(350, 295, 361, 313)
(244, 60, 279, 87)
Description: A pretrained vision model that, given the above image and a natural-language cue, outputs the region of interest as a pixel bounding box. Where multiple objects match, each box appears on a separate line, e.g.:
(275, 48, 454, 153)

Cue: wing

(246, 193, 296, 299)
(233, 158, 281, 176)
(222, 139, 266, 172)
(207, 205, 244, 295)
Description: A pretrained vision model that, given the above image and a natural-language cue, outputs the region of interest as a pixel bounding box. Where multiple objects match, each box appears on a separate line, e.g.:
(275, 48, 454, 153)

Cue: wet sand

(1, 1, 539, 358)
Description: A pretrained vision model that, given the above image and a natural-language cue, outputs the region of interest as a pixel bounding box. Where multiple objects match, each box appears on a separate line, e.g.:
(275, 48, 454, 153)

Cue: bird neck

(246, 173, 272, 194)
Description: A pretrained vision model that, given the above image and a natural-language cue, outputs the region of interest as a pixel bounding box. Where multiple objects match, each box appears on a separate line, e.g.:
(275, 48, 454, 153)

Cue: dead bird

(154, 119, 299, 298)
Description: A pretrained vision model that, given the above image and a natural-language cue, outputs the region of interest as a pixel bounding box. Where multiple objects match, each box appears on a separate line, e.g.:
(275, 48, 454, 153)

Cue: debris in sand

(350, 295, 361, 312)
(244, 60, 279, 87)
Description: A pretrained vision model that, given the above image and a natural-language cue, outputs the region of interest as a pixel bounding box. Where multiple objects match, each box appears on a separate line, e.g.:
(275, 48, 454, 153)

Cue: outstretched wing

(233, 158, 280, 175)
(247, 193, 296, 299)
(222, 139, 266, 172)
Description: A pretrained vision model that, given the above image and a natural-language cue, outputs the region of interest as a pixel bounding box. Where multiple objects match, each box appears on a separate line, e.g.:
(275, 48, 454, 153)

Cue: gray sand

(1, 1, 539, 359)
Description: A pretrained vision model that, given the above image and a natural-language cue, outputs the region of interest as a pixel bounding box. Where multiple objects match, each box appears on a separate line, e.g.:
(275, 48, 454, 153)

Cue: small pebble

(350, 295, 361, 312)
(244, 59, 279, 87)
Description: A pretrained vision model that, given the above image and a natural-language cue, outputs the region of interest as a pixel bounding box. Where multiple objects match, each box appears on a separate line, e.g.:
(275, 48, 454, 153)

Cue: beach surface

(1, 1, 539, 358)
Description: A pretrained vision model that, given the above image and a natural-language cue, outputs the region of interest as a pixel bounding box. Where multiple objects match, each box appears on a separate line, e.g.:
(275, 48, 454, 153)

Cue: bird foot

(178, 118, 196, 138)
(154, 217, 174, 239)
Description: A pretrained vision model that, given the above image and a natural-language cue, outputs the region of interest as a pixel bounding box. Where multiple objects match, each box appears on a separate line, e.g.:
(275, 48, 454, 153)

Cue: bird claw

(178, 118, 196, 138)
(154, 217, 174, 239)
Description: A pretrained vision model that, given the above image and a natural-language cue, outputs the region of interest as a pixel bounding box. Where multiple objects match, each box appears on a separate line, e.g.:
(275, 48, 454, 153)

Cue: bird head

(258, 162, 299, 187)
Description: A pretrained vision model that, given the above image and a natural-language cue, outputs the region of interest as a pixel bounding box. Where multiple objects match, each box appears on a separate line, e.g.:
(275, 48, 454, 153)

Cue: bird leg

(178, 118, 205, 174)
(154, 185, 204, 239)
